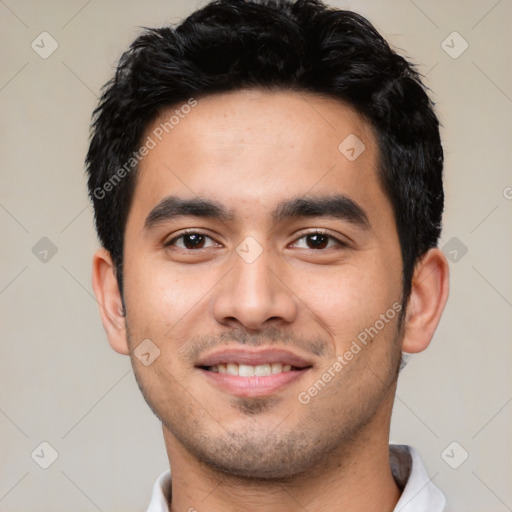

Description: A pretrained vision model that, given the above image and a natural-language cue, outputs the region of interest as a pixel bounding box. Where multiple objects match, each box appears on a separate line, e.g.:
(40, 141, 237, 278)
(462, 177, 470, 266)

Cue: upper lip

(195, 348, 314, 369)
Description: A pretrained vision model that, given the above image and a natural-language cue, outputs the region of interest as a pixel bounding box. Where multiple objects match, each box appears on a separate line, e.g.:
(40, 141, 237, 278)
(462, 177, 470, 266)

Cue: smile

(206, 362, 297, 376)
(195, 348, 314, 397)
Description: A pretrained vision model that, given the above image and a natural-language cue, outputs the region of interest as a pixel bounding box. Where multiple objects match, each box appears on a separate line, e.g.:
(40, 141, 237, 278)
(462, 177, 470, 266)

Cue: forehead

(127, 89, 390, 229)
(147, 89, 374, 166)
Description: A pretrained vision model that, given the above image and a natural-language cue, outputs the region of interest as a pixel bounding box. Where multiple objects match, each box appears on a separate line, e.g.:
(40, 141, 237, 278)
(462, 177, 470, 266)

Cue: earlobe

(91, 248, 130, 355)
(401, 248, 450, 354)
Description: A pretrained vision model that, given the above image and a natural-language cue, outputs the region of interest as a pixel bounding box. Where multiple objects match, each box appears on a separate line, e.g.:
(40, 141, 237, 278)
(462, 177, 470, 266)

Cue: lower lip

(198, 368, 310, 397)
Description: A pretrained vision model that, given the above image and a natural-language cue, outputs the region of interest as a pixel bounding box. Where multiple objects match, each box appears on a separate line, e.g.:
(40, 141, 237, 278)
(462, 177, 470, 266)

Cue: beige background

(1, 0, 511, 511)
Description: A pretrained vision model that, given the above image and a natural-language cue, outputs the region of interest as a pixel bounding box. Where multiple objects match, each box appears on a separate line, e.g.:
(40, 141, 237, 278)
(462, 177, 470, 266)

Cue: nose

(212, 243, 298, 331)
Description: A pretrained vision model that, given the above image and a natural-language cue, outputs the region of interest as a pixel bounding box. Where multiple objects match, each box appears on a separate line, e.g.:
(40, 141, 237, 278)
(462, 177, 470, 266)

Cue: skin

(92, 89, 449, 512)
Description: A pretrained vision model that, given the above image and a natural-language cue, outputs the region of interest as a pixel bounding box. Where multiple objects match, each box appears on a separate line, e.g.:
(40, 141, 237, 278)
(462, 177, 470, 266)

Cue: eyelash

(165, 229, 347, 251)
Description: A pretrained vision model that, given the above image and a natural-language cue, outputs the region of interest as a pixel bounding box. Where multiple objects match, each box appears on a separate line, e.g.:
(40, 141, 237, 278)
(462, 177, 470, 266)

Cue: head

(88, 0, 449, 479)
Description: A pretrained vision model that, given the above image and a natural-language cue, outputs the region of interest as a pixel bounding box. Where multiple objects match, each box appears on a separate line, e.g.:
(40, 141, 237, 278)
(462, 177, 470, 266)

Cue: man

(86, 0, 449, 510)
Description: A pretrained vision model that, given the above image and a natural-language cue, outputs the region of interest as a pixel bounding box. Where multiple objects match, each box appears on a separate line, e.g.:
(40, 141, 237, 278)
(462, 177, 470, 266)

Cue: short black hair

(86, 0, 443, 304)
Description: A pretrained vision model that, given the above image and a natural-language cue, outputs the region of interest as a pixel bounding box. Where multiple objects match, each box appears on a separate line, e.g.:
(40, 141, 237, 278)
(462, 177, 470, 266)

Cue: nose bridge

(212, 237, 297, 329)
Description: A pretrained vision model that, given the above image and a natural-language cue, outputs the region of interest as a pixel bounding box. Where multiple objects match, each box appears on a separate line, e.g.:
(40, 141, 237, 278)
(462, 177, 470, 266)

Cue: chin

(184, 431, 326, 482)
(200, 455, 312, 482)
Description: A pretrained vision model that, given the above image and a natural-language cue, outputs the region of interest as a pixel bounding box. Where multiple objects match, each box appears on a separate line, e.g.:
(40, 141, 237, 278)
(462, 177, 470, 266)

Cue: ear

(91, 248, 130, 355)
(401, 248, 450, 354)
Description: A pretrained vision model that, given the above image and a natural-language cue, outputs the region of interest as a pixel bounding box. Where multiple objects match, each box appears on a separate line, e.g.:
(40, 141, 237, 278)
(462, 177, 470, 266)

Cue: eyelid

(165, 229, 221, 248)
(164, 228, 350, 250)
(290, 229, 350, 248)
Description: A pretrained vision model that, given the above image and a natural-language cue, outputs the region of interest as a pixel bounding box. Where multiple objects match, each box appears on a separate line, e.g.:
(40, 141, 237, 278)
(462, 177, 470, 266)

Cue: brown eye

(292, 231, 344, 250)
(305, 233, 329, 249)
(167, 232, 217, 250)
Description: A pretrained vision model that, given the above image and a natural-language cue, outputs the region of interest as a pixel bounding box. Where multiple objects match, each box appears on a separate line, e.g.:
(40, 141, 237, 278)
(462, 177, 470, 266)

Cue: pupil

(308, 234, 328, 249)
(185, 234, 204, 249)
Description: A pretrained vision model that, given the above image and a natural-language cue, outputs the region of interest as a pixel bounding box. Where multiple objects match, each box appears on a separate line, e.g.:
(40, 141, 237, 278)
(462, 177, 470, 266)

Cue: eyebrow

(144, 196, 233, 230)
(143, 194, 370, 231)
(272, 195, 370, 228)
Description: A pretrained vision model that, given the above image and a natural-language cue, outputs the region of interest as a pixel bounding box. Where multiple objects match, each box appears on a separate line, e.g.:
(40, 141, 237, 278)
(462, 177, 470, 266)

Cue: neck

(163, 392, 401, 512)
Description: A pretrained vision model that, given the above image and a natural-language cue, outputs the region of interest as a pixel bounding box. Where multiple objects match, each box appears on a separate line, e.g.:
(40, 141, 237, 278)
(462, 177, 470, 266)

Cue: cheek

(124, 257, 213, 339)
(289, 258, 399, 340)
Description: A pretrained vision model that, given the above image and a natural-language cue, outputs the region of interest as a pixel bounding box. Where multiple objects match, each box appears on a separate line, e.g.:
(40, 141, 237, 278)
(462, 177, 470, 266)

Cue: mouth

(195, 348, 313, 397)
(203, 362, 302, 376)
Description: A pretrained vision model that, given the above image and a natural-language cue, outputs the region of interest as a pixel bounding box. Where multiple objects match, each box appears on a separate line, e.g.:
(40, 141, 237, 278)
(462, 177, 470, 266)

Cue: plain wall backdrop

(1, 0, 511, 511)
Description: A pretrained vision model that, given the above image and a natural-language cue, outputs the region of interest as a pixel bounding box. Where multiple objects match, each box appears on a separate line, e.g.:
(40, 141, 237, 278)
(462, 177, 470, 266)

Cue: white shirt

(146, 444, 445, 512)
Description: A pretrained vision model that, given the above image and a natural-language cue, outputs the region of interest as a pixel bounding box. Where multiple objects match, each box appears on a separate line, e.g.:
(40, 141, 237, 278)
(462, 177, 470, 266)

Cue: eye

(165, 230, 345, 251)
(166, 231, 218, 250)
(291, 231, 345, 250)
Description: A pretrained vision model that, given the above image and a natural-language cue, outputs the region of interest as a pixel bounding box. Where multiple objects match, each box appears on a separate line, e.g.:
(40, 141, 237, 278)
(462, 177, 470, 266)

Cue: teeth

(254, 364, 271, 376)
(239, 364, 255, 377)
(208, 362, 295, 376)
(271, 363, 283, 374)
(227, 363, 238, 376)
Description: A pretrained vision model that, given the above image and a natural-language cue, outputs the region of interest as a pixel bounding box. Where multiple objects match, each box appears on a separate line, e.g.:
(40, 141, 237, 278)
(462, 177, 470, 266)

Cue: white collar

(146, 444, 445, 512)
(390, 444, 445, 511)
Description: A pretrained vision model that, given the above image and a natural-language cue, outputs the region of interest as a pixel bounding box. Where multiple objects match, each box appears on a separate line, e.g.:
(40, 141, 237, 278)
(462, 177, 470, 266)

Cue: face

(121, 89, 404, 478)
